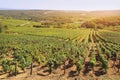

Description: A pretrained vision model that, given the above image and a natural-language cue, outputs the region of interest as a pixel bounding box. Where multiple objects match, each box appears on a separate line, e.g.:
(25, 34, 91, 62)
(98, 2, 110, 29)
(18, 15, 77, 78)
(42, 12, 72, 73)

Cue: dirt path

(85, 30, 96, 63)
(20, 22, 30, 26)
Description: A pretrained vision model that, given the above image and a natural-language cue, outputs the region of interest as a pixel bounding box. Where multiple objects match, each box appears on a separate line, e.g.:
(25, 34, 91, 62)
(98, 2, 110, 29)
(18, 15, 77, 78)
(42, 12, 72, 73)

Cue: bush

(0, 26, 2, 33)
(33, 25, 49, 28)
(0, 24, 8, 33)
(81, 21, 96, 29)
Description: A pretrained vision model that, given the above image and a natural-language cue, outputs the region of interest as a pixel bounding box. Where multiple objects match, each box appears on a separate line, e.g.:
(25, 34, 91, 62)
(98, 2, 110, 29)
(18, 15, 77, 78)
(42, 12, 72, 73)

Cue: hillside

(0, 10, 120, 21)
(0, 10, 120, 80)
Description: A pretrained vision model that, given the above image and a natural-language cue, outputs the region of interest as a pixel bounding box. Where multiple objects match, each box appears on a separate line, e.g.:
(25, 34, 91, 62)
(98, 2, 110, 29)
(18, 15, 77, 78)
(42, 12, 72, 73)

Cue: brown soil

(0, 61, 120, 80)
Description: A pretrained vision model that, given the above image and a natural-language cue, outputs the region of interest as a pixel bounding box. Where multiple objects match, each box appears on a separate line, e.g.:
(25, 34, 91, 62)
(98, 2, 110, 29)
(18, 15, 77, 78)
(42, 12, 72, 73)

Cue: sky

(0, 0, 120, 11)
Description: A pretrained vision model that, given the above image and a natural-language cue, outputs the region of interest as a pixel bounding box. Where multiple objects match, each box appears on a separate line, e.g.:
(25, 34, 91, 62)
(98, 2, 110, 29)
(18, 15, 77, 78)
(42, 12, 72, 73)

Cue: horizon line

(0, 8, 120, 11)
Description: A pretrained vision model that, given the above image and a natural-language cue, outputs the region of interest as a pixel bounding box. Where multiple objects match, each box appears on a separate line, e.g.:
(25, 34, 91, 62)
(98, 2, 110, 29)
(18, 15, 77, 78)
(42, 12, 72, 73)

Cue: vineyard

(0, 10, 120, 80)
(0, 28, 120, 80)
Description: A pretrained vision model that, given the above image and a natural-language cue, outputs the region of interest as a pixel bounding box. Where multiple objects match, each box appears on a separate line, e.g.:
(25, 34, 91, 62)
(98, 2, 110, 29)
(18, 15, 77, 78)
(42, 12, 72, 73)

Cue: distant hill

(0, 8, 15, 10)
(0, 10, 120, 22)
(89, 10, 120, 17)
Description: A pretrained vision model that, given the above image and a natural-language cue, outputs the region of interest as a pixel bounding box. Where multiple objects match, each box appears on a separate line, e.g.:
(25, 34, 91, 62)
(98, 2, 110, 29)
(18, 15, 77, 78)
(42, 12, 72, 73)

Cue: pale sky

(0, 0, 120, 11)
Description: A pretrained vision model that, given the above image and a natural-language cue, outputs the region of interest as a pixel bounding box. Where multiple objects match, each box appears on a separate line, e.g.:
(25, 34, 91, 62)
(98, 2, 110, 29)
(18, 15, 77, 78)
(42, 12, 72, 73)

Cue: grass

(0, 18, 90, 39)
(9, 27, 90, 39)
(0, 18, 40, 28)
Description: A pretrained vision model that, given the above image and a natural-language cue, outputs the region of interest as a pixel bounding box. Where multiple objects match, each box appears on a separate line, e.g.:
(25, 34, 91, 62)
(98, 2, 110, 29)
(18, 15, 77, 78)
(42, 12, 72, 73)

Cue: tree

(4, 25, 8, 31)
(81, 21, 96, 29)
(0, 23, 8, 33)
(0, 26, 2, 33)
(0, 23, 3, 33)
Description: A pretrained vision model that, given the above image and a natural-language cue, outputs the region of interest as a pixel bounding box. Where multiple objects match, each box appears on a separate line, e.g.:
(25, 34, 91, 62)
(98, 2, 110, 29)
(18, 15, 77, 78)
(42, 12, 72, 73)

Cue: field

(0, 10, 120, 80)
